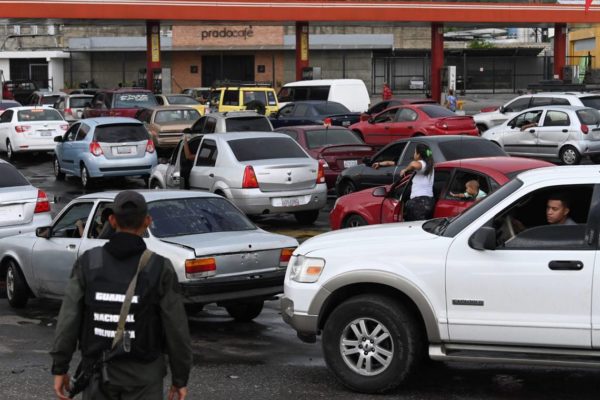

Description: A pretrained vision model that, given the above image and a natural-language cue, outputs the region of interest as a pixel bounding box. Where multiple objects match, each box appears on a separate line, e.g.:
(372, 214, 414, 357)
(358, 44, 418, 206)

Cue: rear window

(0, 101, 20, 110)
(225, 117, 272, 132)
(242, 91, 267, 105)
(113, 92, 157, 108)
(41, 95, 61, 105)
(577, 108, 600, 125)
(0, 164, 29, 187)
(94, 123, 149, 143)
(229, 137, 308, 161)
(420, 105, 457, 118)
(438, 139, 507, 160)
(278, 86, 330, 102)
(580, 96, 600, 110)
(313, 102, 350, 115)
(155, 109, 200, 124)
(17, 109, 63, 121)
(70, 97, 91, 108)
(167, 96, 199, 105)
(148, 197, 255, 238)
(305, 128, 363, 149)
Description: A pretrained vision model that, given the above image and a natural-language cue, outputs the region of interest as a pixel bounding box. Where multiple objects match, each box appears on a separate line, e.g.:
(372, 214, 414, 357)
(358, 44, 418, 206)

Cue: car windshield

(167, 96, 199, 105)
(155, 109, 200, 124)
(17, 108, 63, 121)
(148, 197, 256, 238)
(114, 92, 157, 108)
(577, 108, 600, 125)
(225, 117, 272, 131)
(313, 102, 350, 115)
(229, 137, 308, 161)
(419, 105, 457, 118)
(95, 123, 148, 143)
(580, 96, 600, 110)
(423, 178, 523, 237)
(438, 139, 507, 160)
(0, 164, 29, 187)
(70, 97, 92, 108)
(41, 95, 61, 105)
(305, 128, 364, 149)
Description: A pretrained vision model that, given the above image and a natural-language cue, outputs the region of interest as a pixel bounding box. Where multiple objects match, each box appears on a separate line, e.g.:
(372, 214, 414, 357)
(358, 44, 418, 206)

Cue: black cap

(113, 190, 147, 216)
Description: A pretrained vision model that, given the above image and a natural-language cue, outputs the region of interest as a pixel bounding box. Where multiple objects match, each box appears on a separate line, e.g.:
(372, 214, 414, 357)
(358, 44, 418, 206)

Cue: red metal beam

(0, 1, 599, 24)
(295, 22, 309, 81)
(431, 23, 444, 104)
(554, 23, 567, 80)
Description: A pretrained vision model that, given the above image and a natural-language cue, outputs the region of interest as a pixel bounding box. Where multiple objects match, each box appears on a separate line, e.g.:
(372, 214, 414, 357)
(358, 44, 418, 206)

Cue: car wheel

(54, 157, 65, 180)
(5, 261, 29, 308)
(150, 179, 162, 190)
(591, 155, 600, 164)
(142, 175, 150, 187)
(337, 180, 357, 197)
(412, 133, 425, 137)
(294, 209, 320, 225)
(322, 295, 424, 394)
(225, 300, 264, 322)
(559, 145, 581, 165)
(6, 140, 14, 161)
(80, 165, 93, 189)
(343, 214, 368, 228)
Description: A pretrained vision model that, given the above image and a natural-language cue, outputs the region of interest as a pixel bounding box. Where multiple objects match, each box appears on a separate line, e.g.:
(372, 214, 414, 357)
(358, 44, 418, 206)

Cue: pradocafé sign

(200, 27, 254, 40)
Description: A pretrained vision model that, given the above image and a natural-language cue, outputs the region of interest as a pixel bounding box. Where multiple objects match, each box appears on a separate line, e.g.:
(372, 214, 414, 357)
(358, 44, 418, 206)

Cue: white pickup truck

(282, 165, 600, 393)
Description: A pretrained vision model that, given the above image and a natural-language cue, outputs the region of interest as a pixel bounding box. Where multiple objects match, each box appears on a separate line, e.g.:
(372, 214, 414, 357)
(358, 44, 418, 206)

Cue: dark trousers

(405, 196, 434, 221)
(83, 380, 163, 400)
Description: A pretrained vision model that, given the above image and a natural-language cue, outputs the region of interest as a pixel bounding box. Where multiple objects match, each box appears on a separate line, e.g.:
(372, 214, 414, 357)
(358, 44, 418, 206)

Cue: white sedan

(0, 106, 68, 160)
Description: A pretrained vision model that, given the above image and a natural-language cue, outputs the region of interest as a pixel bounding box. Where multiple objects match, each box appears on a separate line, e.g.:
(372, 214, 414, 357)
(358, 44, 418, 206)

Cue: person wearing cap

(50, 190, 192, 400)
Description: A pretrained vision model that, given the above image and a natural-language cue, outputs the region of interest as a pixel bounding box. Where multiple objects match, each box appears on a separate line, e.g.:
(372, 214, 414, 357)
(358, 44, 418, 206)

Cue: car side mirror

(372, 187, 387, 197)
(468, 227, 496, 250)
(54, 136, 63, 143)
(36, 226, 51, 239)
(499, 106, 506, 113)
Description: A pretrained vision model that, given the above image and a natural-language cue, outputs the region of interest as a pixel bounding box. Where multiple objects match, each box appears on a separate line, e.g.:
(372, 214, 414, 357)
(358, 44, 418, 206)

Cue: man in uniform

(50, 191, 192, 400)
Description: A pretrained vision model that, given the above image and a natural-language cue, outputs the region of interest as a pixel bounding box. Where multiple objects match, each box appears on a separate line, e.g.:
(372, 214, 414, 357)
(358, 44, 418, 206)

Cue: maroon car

(83, 88, 158, 119)
(275, 125, 375, 190)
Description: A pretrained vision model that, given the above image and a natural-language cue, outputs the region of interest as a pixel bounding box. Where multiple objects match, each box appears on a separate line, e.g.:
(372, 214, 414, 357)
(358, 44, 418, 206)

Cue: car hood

(158, 229, 298, 256)
(297, 221, 437, 255)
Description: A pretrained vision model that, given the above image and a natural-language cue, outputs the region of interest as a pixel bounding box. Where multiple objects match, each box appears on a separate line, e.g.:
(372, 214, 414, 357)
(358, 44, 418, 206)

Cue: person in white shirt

(399, 144, 435, 221)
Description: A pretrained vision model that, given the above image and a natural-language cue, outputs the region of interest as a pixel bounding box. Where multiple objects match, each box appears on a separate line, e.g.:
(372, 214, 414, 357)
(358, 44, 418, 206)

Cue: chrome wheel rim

(81, 168, 88, 187)
(6, 266, 14, 300)
(562, 149, 577, 165)
(340, 317, 394, 376)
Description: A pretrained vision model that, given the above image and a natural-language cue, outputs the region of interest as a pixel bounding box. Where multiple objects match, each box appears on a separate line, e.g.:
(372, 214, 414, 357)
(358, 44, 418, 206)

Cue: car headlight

(289, 255, 325, 283)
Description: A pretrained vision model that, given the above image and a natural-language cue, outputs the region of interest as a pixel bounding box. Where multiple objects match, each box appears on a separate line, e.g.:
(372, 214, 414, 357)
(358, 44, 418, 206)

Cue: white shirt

(410, 160, 434, 199)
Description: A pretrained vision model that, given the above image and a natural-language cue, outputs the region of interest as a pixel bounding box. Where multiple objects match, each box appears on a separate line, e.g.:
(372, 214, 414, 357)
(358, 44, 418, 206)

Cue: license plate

(343, 159, 358, 168)
(273, 196, 303, 207)
(116, 146, 133, 154)
(342, 121, 351, 127)
(38, 130, 52, 136)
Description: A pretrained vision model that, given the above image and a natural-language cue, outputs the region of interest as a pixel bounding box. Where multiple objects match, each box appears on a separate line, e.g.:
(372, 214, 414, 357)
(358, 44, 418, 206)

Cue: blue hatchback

(53, 117, 157, 188)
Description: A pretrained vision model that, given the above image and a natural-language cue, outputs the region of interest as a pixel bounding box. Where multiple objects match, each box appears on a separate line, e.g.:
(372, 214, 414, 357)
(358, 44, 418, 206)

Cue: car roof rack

(213, 80, 273, 89)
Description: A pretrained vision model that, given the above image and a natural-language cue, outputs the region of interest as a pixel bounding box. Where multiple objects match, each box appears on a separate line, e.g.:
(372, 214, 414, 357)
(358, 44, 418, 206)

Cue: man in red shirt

(382, 82, 393, 100)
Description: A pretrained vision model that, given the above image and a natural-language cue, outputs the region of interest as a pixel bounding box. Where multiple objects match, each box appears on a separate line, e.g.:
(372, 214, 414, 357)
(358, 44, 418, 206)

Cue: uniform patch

(94, 328, 136, 339)
(93, 313, 135, 323)
(95, 292, 139, 304)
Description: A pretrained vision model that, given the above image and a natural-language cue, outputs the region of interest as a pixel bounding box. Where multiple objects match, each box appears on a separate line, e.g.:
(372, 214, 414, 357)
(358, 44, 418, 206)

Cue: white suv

(474, 92, 600, 133)
(283, 165, 600, 393)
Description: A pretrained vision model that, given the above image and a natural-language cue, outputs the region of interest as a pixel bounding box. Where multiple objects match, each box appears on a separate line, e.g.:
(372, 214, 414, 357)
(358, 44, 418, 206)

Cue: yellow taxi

(208, 84, 279, 116)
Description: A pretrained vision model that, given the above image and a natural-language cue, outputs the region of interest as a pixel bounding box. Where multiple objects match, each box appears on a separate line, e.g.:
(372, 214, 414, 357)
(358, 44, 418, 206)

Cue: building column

(554, 23, 567, 80)
(430, 23, 444, 102)
(295, 21, 309, 81)
(146, 20, 161, 92)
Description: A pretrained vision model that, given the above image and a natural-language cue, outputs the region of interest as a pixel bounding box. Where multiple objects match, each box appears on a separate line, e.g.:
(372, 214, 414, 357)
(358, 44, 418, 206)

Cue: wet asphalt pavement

(2, 153, 600, 399)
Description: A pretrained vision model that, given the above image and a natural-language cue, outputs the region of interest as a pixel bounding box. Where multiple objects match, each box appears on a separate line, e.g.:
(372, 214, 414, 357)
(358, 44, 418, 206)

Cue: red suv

(82, 88, 158, 119)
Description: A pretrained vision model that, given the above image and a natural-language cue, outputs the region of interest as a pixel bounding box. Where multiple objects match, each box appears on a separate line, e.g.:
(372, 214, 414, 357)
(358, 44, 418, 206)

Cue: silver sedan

(0, 190, 298, 321)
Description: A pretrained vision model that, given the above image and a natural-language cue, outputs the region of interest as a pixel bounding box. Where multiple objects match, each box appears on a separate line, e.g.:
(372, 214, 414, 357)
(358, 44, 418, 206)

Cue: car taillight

(15, 125, 31, 133)
(64, 108, 72, 115)
(34, 190, 50, 214)
(435, 121, 448, 130)
(279, 248, 296, 268)
(317, 161, 325, 184)
(323, 117, 332, 126)
(582, 124, 589, 134)
(318, 158, 329, 169)
(60, 124, 69, 131)
(185, 258, 216, 276)
(242, 165, 259, 189)
(89, 141, 103, 156)
(146, 139, 155, 153)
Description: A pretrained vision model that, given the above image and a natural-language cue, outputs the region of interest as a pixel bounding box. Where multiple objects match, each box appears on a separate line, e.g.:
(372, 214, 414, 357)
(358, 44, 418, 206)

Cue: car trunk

(21, 120, 65, 140)
(161, 230, 290, 276)
(156, 122, 190, 138)
(0, 185, 37, 227)
(242, 159, 317, 192)
(318, 144, 375, 171)
(435, 116, 476, 132)
(328, 113, 362, 127)
(94, 123, 149, 160)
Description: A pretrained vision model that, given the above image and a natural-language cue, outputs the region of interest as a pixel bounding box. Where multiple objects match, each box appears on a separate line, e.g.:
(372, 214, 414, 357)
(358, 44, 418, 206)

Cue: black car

(335, 136, 508, 196)
(270, 100, 361, 129)
(2, 80, 38, 105)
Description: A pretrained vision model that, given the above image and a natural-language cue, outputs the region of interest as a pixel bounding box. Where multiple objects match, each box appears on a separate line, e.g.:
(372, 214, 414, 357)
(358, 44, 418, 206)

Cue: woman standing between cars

(401, 144, 435, 221)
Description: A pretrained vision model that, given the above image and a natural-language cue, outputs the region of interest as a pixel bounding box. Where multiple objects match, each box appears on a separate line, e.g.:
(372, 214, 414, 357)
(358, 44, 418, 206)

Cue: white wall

(49, 58, 64, 91)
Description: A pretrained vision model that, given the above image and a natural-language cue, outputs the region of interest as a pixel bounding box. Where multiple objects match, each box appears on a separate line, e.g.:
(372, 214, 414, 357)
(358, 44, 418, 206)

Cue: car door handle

(529, 129, 536, 133)
(562, 129, 568, 133)
(209, 173, 214, 178)
(66, 244, 77, 251)
(548, 260, 583, 270)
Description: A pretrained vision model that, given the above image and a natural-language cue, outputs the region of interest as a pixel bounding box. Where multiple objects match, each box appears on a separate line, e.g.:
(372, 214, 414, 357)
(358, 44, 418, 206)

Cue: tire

(225, 300, 264, 322)
(591, 155, 600, 164)
(5, 261, 29, 308)
(412, 133, 425, 137)
(337, 179, 357, 197)
(80, 164, 93, 189)
(294, 209, 320, 225)
(322, 295, 424, 394)
(559, 145, 581, 165)
(54, 157, 65, 180)
(142, 175, 150, 187)
(6, 140, 14, 161)
(343, 214, 368, 228)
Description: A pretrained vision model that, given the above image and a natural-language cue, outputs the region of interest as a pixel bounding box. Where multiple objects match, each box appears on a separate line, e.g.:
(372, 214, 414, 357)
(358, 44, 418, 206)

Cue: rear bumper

(11, 136, 59, 153)
(229, 184, 328, 215)
(577, 140, 600, 156)
(153, 134, 183, 149)
(180, 269, 286, 304)
(84, 153, 157, 178)
(0, 213, 52, 239)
